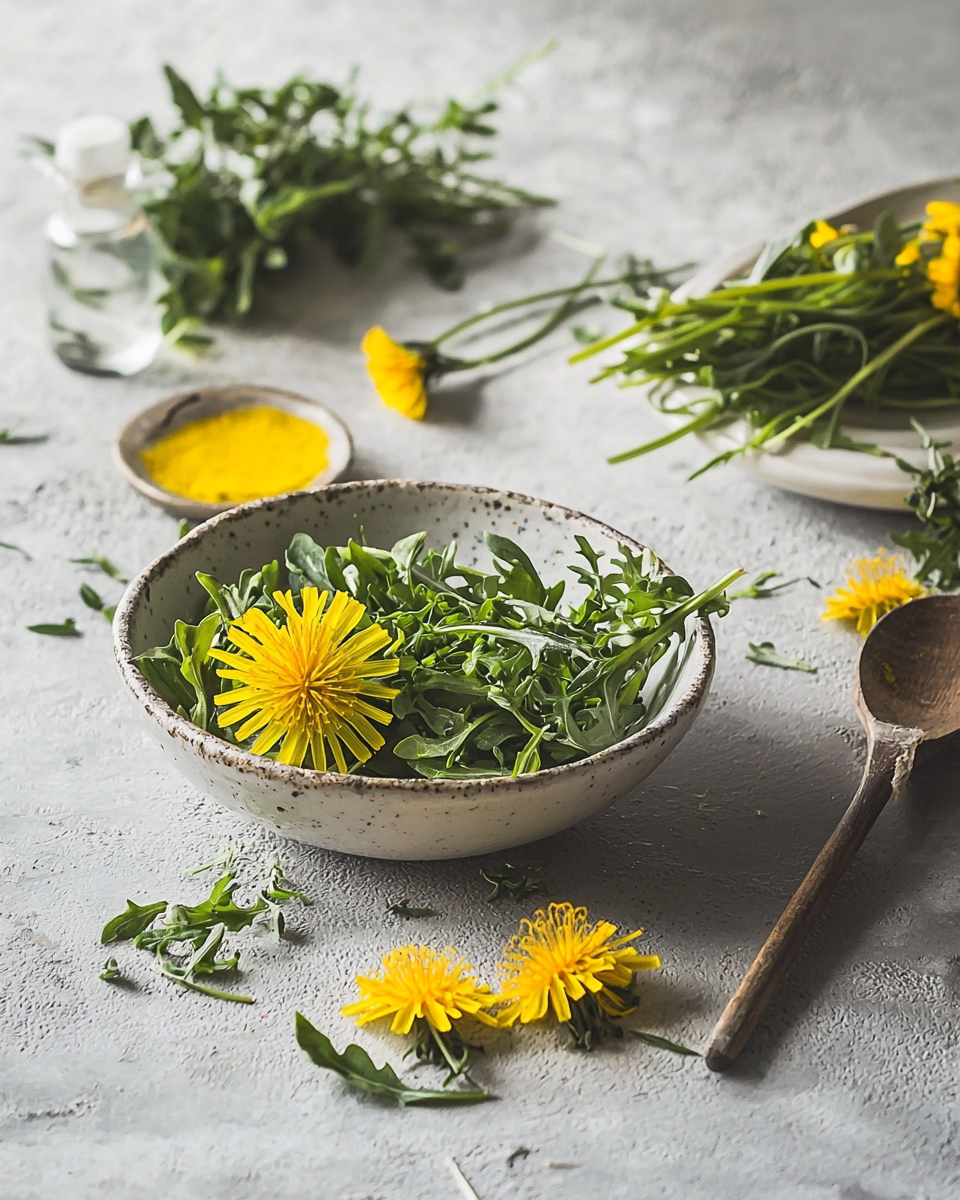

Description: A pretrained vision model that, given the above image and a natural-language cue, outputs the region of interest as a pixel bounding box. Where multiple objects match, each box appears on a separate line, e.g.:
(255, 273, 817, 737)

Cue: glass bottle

(46, 115, 163, 376)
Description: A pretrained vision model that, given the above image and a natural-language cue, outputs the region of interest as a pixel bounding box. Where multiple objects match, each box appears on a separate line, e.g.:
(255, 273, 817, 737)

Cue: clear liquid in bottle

(45, 116, 163, 376)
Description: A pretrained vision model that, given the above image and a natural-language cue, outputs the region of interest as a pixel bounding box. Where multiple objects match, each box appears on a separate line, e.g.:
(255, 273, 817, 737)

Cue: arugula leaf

(71, 555, 127, 583)
(386, 899, 438, 917)
(27, 618, 81, 637)
(480, 860, 550, 903)
(0, 539, 30, 559)
(101, 899, 168, 943)
(630, 1030, 701, 1056)
(730, 570, 820, 599)
(745, 641, 816, 673)
(295, 1013, 491, 1106)
(100, 850, 309, 1002)
(0, 428, 48, 445)
(99, 957, 121, 982)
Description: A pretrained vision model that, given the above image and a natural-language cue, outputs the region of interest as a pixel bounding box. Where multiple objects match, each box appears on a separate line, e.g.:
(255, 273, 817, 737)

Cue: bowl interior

(113, 384, 353, 519)
(118, 481, 709, 780)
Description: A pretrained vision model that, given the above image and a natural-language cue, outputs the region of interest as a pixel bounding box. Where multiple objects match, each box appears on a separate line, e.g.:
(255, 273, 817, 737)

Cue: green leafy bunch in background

(131, 56, 555, 347)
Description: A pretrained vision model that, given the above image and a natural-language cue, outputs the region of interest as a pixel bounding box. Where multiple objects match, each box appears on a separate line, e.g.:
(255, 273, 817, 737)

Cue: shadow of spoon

(704, 593, 960, 1071)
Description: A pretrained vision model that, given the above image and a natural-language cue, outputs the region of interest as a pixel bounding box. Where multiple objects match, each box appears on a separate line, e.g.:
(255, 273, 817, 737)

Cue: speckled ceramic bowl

(113, 481, 715, 860)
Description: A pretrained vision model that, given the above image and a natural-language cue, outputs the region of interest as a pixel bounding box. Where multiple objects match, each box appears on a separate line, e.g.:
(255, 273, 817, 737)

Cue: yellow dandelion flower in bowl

(822, 551, 926, 636)
(211, 587, 399, 772)
(362, 326, 430, 420)
(497, 902, 661, 1049)
(343, 944, 500, 1081)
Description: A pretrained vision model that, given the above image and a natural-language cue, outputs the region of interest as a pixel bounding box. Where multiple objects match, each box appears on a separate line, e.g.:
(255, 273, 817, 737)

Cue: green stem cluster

(571, 212, 960, 472)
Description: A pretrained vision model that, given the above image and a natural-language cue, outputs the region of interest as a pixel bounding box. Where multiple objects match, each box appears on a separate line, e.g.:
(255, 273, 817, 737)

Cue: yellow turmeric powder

(140, 406, 330, 504)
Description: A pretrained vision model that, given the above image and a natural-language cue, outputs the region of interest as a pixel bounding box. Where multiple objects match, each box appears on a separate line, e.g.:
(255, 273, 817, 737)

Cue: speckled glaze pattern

(113, 480, 715, 859)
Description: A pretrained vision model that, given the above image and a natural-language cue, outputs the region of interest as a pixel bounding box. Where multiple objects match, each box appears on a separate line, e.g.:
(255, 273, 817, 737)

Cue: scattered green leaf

(630, 1030, 701, 1056)
(0, 428, 48, 445)
(571, 324, 604, 346)
(27, 618, 81, 637)
(0, 540, 30, 559)
(386, 899, 439, 917)
(507, 1147, 532, 1168)
(99, 847, 310, 1003)
(99, 957, 121, 982)
(745, 640, 816, 673)
(71, 555, 128, 583)
(101, 899, 168, 944)
(178, 519, 192, 540)
(295, 1013, 491, 1106)
(480, 860, 551, 903)
(730, 570, 821, 599)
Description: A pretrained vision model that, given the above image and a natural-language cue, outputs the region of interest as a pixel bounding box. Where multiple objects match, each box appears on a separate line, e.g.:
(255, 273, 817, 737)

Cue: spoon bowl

(857, 593, 960, 740)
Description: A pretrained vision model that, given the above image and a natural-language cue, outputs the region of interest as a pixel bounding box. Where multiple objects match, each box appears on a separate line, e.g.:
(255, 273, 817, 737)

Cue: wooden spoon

(705, 593, 960, 1072)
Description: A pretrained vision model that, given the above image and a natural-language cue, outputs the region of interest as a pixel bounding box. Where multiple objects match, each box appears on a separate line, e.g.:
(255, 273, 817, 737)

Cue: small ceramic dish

(113, 480, 716, 860)
(113, 383, 353, 520)
(657, 176, 960, 511)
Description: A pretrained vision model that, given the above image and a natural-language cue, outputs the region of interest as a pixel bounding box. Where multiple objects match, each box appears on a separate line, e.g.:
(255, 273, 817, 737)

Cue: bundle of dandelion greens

(134, 529, 740, 780)
(570, 203, 960, 471)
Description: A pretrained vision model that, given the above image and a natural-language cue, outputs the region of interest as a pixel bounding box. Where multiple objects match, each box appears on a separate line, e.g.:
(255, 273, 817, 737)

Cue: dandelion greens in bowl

(134, 529, 739, 781)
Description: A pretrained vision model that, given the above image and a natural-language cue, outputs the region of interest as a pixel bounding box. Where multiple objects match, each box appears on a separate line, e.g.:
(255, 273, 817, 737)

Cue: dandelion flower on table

(362, 326, 430, 420)
(211, 587, 399, 772)
(822, 551, 925, 636)
(343, 944, 500, 1080)
(497, 902, 661, 1049)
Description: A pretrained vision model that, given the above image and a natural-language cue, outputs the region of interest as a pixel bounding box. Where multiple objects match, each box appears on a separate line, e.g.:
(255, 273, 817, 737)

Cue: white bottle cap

(54, 115, 131, 181)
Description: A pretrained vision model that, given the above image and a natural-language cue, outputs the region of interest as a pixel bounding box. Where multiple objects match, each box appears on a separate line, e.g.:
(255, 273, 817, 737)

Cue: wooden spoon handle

(704, 738, 907, 1072)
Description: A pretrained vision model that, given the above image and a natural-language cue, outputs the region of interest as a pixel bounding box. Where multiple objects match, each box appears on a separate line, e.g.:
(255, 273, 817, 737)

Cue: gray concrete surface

(3, 2, 960, 1197)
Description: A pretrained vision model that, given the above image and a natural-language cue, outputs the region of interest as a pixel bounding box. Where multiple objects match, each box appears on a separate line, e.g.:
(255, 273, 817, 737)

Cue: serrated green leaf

(745, 640, 816, 673)
(27, 618, 81, 637)
(386, 899, 439, 917)
(631, 1030, 701, 1056)
(101, 899, 168, 944)
(295, 1013, 491, 1106)
(71, 555, 127, 583)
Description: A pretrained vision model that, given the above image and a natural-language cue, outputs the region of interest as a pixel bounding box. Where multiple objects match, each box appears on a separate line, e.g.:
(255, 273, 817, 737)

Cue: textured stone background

(3, 2, 960, 1197)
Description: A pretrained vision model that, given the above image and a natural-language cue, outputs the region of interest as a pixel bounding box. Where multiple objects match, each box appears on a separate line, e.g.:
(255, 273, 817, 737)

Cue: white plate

(656, 176, 960, 511)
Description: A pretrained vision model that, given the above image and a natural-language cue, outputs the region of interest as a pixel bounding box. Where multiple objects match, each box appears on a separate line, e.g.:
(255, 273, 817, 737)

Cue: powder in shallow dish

(139, 406, 330, 504)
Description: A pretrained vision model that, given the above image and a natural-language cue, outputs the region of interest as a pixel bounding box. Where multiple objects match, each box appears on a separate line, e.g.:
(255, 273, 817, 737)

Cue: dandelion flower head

(809, 220, 840, 250)
(822, 551, 925, 635)
(362, 326, 429, 420)
(342, 944, 500, 1035)
(212, 587, 399, 771)
(895, 201, 960, 320)
(497, 902, 661, 1027)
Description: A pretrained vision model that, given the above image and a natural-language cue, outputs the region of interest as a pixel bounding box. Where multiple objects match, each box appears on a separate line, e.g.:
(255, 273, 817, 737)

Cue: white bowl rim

(112, 383, 354, 516)
(113, 479, 715, 795)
